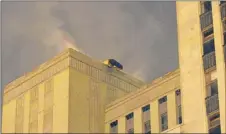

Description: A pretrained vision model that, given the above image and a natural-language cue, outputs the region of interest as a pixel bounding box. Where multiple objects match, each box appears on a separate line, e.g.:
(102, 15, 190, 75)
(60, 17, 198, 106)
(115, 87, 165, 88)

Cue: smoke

(2, 2, 178, 87)
(2, 2, 83, 86)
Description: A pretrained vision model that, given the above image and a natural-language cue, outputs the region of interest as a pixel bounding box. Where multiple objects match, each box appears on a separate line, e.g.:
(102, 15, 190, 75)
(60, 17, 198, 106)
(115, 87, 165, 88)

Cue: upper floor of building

(105, 69, 181, 133)
(3, 48, 145, 105)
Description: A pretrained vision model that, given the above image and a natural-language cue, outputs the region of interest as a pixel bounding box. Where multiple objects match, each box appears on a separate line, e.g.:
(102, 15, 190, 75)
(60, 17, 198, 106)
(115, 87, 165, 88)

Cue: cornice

(3, 48, 145, 105)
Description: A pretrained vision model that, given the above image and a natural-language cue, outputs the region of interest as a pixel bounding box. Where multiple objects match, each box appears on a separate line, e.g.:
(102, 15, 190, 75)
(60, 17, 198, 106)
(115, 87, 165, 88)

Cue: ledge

(105, 69, 180, 112)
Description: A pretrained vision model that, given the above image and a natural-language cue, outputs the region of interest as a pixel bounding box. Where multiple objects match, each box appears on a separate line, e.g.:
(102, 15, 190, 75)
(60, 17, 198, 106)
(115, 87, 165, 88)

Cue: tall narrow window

(110, 120, 118, 133)
(126, 113, 134, 134)
(201, 1, 212, 14)
(207, 80, 218, 97)
(176, 90, 182, 124)
(209, 113, 221, 133)
(203, 39, 215, 55)
(223, 32, 226, 45)
(142, 105, 151, 134)
(159, 96, 168, 132)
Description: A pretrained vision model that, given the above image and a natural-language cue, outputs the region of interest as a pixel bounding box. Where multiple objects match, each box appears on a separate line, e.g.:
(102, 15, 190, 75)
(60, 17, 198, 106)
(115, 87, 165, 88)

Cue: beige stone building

(105, 1, 225, 133)
(2, 48, 144, 133)
(2, 1, 226, 134)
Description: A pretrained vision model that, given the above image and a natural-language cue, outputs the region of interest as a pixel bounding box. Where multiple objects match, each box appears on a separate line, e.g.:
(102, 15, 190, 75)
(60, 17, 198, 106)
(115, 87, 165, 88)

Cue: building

(2, 48, 145, 133)
(177, 1, 225, 133)
(105, 69, 181, 133)
(105, 1, 226, 134)
(2, 1, 226, 134)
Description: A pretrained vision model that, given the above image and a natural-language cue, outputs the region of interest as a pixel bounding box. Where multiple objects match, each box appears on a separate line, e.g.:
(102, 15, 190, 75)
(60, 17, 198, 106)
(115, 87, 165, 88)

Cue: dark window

(201, 1, 212, 14)
(126, 113, 134, 120)
(211, 80, 218, 95)
(220, 1, 226, 5)
(128, 128, 134, 134)
(126, 112, 134, 134)
(178, 105, 182, 124)
(144, 121, 151, 134)
(224, 32, 226, 45)
(142, 105, 151, 134)
(110, 120, 118, 133)
(203, 39, 215, 55)
(203, 27, 214, 38)
(159, 96, 167, 104)
(210, 114, 220, 121)
(142, 105, 150, 112)
(176, 89, 181, 96)
(175, 90, 182, 124)
(209, 125, 221, 134)
(223, 20, 226, 32)
(161, 113, 168, 131)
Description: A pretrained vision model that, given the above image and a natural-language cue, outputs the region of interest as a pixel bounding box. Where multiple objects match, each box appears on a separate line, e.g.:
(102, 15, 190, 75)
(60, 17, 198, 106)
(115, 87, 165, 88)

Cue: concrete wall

(212, 2, 226, 132)
(176, 1, 208, 133)
(2, 68, 70, 133)
(105, 70, 180, 133)
(176, 1, 226, 133)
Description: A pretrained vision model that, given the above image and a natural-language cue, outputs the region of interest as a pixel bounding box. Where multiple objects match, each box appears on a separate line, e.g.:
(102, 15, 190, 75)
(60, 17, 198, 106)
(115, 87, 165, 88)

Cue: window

(142, 105, 151, 134)
(209, 125, 221, 134)
(161, 113, 168, 131)
(144, 121, 151, 134)
(178, 105, 182, 124)
(128, 128, 134, 134)
(203, 27, 214, 39)
(210, 80, 218, 96)
(110, 120, 118, 133)
(201, 1, 212, 14)
(203, 39, 215, 55)
(159, 96, 167, 104)
(224, 32, 226, 45)
(159, 96, 168, 131)
(126, 113, 134, 134)
(220, 1, 226, 5)
(223, 20, 226, 32)
(176, 90, 182, 124)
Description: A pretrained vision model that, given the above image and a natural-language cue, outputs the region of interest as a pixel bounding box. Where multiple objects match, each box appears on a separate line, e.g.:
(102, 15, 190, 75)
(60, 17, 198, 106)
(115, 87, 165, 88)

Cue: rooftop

(105, 68, 180, 112)
(4, 48, 144, 93)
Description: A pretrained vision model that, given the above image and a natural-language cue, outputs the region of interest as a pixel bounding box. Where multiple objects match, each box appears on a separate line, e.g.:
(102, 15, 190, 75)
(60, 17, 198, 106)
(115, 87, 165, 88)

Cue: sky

(2, 1, 178, 89)
(1, 1, 178, 129)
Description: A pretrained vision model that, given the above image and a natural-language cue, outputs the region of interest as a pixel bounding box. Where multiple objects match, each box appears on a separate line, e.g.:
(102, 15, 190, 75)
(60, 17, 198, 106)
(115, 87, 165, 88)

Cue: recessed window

(209, 125, 221, 134)
(220, 1, 226, 5)
(159, 96, 168, 132)
(110, 120, 118, 133)
(224, 32, 226, 45)
(203, 27, 214, 39)
(159, 96, 167, 104)
(210, 80, 218, 96)
(176, 90, 181, 96)
(178, 105, 182, 124)
(201, 1, 212, 14)
(161, 113, 168, 131)
(175, 89, 182, 124)
(203, 39, 215, 55)
(142, 105, 151, 134)
(126, 113, 134, 134)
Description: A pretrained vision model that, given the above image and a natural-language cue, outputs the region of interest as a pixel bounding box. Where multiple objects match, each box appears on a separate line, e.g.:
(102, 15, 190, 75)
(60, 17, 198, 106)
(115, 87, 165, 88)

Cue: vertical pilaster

(212, 2, 226, 133)
(151, 100, 160, 133)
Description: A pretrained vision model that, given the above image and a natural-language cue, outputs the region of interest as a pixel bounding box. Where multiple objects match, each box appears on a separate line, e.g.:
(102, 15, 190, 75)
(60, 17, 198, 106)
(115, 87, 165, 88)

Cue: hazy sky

(2, 1, 178, 88)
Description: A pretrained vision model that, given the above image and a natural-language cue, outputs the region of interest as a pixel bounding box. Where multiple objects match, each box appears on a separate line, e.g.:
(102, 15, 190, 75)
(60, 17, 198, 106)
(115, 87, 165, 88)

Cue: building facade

(105, 1, 225, 134)
(2, 1, 226, 134)
(105, 70, 181, 133)
(2, 48, 144, 133)
(177, 1, 225, 133)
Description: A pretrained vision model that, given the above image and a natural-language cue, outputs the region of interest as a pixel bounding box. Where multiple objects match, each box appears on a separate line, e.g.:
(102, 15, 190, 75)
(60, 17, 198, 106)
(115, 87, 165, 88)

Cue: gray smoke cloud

(2, 1, 178, 87)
